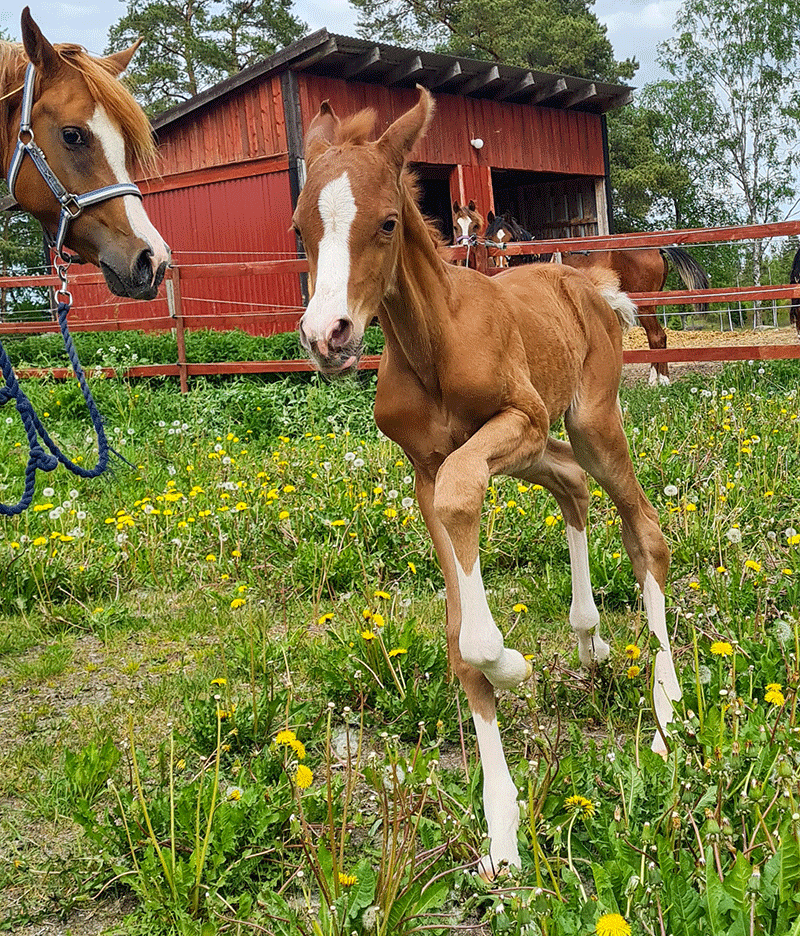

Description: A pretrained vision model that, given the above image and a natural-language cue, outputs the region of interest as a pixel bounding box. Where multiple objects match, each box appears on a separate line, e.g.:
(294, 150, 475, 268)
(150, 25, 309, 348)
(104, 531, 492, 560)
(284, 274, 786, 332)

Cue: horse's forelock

(335, 108, 377, 146)
(56, 44, 157, 174)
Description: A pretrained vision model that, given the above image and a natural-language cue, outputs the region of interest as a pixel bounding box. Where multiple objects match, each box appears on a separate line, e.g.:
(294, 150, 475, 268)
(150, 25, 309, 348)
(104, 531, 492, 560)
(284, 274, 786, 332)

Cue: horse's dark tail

(660, 246, 710, 313)
(789, 247, 800, 332)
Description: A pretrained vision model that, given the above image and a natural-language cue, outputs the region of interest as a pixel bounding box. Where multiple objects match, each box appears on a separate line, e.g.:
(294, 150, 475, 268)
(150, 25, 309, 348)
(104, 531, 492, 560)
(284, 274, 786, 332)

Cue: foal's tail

(584, 268, 637, 332)
(660, 246, 710, 312)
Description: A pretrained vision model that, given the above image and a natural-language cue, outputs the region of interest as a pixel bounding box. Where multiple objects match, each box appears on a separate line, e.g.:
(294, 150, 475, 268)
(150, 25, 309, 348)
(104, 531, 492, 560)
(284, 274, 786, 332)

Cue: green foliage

(0, 182, 49, 319)
(3, 362, 800, 934)
(106, 0, 307, 114)
(351, 0, 636, 83)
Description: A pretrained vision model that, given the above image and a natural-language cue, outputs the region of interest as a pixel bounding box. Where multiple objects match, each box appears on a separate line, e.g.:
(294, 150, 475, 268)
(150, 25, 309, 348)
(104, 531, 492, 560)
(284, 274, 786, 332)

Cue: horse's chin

(312, 347, 362, 378)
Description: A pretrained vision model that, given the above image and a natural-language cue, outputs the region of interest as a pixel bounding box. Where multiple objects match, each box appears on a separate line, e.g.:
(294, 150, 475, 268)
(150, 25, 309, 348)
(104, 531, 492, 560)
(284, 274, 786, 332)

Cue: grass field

(1, 360, 799, 936)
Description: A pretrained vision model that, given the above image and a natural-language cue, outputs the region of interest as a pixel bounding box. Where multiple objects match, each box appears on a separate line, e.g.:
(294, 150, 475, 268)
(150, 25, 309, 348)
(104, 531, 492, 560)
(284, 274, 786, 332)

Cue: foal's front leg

(430, 405, 549, 873)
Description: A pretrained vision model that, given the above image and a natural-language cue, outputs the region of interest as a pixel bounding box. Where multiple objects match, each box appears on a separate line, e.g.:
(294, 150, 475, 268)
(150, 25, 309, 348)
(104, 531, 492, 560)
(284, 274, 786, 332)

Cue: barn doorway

(412, 164, 455, 242)
(491, 169, 600, 240)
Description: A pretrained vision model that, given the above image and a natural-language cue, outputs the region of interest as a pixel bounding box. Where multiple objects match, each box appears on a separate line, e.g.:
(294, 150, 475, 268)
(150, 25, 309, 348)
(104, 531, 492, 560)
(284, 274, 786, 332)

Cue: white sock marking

(447, 535, 529, 689)
(566, 525, 608, 664)
(473, 713, 520, 870)
(87, 104, 170, 268)
(642, 571, 682, 749)
(301, 172, 356, 341)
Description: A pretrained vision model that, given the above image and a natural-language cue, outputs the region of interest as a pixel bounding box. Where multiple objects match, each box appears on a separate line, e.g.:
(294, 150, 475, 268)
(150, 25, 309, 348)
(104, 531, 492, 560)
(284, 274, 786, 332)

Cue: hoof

(485, 648, 532, 690)
(651, 730, 669, 760)
(477, 852, 519, 882)
(577, 634, 611, 667)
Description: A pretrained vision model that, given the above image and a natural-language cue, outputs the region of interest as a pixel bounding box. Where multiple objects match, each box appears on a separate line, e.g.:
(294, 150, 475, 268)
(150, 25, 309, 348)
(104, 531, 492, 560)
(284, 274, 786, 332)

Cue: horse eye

(62, 127, 85, 146)
(381, 218, 397, 234)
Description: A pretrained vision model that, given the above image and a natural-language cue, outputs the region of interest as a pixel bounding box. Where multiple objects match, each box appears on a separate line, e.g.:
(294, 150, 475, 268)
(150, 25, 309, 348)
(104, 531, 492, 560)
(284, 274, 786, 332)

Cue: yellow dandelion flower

(564, 794, 595, 818)
(384, 507, 398, 518)
(388, 647, 408, 657)
(205, 554, 216, 562)
(318, 612, 334, 624)
(408, 561, 417, 574)
(627, 665, 640, 679)
(744, 560, 762, 573)
(339, 872, 357, 887)
(765, 684, 785, 706)
(289, 738, 306, 759)
(227, 787, 243, 801)
(596, 913, 631, 936)
(710, 641, 733, 657)
(275, 729, 297, 746)
(362, 608, 373, 620)
(295, 764, 313, 788)
(374, 590, 391, 600)
(283, 485, 296, 493)
(513, 603, 528, 613)
(544, 515, 558, 527)
(624, 644, 641, 660)
(230, 597, 246, 609)
(372, 613, 385, 628)
(361, 629, 376, 641)
(210, 678, 227, 687)
(278, 510, 290, 520)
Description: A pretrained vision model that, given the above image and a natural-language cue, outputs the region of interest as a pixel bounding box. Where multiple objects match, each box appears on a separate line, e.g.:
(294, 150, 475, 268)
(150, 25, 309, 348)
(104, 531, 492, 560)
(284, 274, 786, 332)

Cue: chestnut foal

(294, 89, 681, 877)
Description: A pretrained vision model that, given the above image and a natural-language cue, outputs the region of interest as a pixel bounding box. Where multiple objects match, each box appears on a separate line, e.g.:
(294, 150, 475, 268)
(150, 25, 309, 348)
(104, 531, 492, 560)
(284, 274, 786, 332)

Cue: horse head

(4, 8, 170, 299)
(452, 199, 483, 245)
(294, 87, 434, 375)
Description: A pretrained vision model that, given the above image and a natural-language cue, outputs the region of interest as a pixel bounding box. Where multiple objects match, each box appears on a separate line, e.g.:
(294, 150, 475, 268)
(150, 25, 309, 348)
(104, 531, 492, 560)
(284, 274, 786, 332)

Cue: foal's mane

(0, 41, 156, 173)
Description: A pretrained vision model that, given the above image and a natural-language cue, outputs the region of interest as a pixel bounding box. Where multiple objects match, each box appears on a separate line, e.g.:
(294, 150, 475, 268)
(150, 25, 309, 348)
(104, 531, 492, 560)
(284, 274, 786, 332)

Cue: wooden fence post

(166, 266, 189, 393)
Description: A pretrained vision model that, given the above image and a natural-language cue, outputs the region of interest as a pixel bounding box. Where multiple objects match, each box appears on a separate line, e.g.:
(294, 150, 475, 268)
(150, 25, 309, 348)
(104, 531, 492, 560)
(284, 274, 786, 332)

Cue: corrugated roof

(151, 28, 633, 131)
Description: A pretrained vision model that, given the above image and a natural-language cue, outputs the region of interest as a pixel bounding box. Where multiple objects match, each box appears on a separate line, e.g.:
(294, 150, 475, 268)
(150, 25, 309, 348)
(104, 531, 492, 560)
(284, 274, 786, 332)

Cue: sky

(0, 0, 677, 88)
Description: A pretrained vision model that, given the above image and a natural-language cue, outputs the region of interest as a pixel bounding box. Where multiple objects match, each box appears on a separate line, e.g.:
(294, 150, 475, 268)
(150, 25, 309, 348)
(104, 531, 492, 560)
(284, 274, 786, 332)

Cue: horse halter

(6, 62, 143, 262)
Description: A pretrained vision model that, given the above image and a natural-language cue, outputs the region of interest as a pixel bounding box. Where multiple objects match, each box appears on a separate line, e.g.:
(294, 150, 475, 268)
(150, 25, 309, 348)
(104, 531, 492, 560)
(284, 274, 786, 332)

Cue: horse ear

(487, 211, 495, 224)
(102, 39, 143, 76)
(468, 200, 476, 211)
(377, 85, 434, 172)
(21, 7, 59, 77)
(304, 100, 339, 168)
(453, 201, 460, 213)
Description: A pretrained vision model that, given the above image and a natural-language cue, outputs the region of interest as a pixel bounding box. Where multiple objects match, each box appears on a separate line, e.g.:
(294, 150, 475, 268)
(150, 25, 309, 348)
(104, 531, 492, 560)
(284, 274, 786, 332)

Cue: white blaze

(87, 104, 170, 269)
(495, 227, 507, 242)
(456, 215, 471, 239)
(302, 172, 357, 340)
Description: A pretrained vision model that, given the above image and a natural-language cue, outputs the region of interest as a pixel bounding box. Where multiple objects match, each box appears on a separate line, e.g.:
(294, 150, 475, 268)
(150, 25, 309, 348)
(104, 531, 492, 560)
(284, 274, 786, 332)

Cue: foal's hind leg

(565, 398, 680, 754)
(515, 438, 609, 665)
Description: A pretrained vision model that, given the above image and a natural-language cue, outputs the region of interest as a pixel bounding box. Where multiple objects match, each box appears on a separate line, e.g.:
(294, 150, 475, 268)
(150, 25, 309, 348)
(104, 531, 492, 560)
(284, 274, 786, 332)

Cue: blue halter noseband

(6, 62, 143, 260)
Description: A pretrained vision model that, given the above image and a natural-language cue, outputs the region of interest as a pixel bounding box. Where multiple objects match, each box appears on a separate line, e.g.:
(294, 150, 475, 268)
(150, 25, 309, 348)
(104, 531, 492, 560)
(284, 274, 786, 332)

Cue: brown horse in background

(294, 87, 680, 878)
(789, 247, 800, 333)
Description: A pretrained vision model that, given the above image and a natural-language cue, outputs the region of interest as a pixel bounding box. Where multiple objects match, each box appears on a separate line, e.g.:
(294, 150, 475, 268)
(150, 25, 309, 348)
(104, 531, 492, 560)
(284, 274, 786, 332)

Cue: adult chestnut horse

(483, 213, 709, 386)
(294, 89, 680, 877)
(1, 9, 170, 298)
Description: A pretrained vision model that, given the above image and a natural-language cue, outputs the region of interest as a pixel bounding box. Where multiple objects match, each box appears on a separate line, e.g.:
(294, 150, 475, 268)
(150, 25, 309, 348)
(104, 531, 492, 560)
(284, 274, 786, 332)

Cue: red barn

(75, 30, 632, 334)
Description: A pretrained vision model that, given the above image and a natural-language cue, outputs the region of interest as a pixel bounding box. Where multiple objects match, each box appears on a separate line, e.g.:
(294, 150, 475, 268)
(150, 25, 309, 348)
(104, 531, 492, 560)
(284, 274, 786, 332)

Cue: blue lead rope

(0, 300, 111, 517)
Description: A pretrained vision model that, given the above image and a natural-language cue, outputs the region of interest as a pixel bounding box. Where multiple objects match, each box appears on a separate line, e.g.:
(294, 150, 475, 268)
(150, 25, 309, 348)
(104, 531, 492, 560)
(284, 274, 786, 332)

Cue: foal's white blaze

(87, 104, 171, 269)
(301, 172, 357, 350)
(455, 215, 471, 240)
(448, 536, 530, 689)
(495, 227, 507, 242)
(565, 525, 608, 664)
(642, 570, 682, 752)
(473, 712, 521, 873)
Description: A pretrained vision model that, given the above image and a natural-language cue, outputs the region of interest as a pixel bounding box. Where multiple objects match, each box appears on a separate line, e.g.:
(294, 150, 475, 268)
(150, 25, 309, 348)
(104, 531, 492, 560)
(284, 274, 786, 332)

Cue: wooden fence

(2, 220, 800, 391)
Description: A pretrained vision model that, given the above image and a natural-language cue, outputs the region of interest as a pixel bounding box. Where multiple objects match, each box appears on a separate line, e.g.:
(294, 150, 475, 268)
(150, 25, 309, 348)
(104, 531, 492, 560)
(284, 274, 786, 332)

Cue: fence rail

(2, 219, 800, 389)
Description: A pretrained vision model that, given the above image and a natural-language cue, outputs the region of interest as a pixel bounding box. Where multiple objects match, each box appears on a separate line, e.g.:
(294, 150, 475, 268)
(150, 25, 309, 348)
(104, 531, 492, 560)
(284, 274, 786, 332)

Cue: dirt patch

(622, 325, 800, 382)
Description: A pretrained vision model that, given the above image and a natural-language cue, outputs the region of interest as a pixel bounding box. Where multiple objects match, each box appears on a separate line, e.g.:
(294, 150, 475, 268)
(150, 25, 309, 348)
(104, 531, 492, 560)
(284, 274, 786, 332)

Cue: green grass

(0, 361, 799, 934)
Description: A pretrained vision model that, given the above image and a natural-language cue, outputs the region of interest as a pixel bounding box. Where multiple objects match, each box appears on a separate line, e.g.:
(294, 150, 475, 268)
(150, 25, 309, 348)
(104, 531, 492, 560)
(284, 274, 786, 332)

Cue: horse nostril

(133, 248, 153, 285)
(328, 318, 352, 350)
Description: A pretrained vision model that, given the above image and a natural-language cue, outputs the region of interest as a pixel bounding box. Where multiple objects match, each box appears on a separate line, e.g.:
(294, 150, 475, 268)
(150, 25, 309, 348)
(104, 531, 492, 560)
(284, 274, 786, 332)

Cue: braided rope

(0, 301, 111, 516)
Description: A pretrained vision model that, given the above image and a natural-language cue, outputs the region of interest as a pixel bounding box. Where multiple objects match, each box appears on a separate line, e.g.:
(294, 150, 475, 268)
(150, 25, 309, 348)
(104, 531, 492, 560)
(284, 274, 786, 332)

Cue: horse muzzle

(100, 250, 168, 300)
